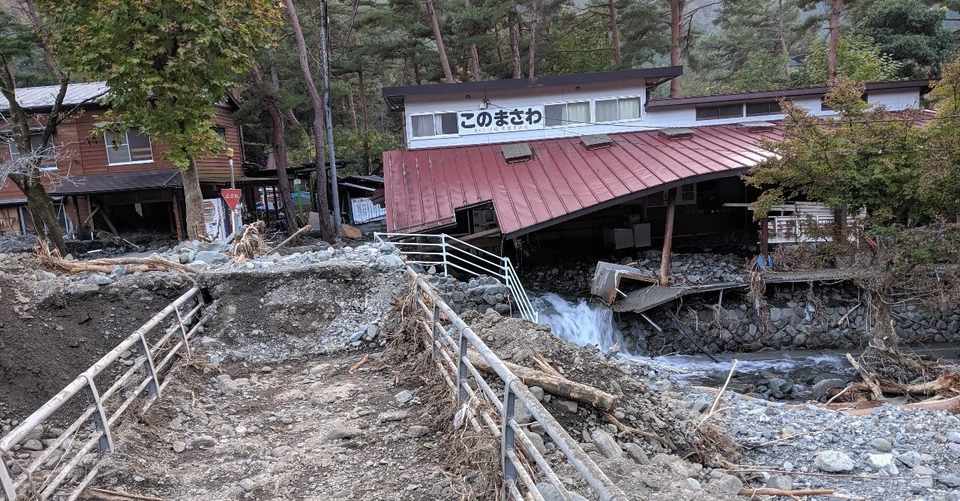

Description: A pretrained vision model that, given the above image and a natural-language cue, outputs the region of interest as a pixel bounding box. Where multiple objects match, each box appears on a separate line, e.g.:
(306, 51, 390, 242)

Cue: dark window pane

(545, 104, 563, 126)
(128, 129, 153, 162)
(438, 113, 458, 135)
(696, 106, 719, 120)
(717, 104, 744, 119)
(746, 101, 780, 116)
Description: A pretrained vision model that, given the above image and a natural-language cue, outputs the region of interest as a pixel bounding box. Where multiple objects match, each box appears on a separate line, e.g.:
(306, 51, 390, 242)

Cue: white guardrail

(374, 232, 538, 323)
(1, 287, 213, 501)
(407, 270, 627, 500)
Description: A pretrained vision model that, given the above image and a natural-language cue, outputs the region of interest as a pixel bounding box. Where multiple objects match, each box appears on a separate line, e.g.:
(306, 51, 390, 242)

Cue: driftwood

(824, 394, 960, 416)
(267, 224, 312, 254)
(233, 221, 267, 260)
(83, 487, 168, 501)
(466, 351, 619, 412)
(738, 487, 834, 497)
(40, 255, 192, 274)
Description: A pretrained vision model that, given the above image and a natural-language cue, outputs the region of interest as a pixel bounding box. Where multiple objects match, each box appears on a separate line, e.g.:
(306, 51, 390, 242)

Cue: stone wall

(425, 274, 514, 316)
(621, 282, 960, 354)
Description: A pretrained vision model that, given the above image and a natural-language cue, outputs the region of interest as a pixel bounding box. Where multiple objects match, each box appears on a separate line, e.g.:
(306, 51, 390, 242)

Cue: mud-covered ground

(0, 264, 190, 423)
(92, 350, 459, 500)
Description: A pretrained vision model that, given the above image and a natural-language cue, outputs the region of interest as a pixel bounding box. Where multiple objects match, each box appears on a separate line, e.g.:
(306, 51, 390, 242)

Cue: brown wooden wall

(0, 105, 242, 201)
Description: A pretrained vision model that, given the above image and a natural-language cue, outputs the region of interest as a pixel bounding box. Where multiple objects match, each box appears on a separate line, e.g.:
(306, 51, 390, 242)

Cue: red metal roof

(383, 124, 783, 237)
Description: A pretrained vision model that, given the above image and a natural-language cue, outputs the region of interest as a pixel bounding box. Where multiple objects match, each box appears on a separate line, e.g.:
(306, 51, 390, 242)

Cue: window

(213, 126, 227, 140)
(695, 104, 744, 121)
(410, 112, 458, 138)
(545, 101, 590, 127)
(745, 101, 781, 117)
(8, 133, 57, 171)
(104, 129, 153, 164)
(596, 97, 642, 122)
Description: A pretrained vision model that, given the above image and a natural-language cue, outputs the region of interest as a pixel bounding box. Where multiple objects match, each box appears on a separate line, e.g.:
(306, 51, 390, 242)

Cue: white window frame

(593, 95, 644, 123)
(408, 111, 460, 139)
(104, 129, 154, 166)
(8, 133, 58, 172)
(544, 100, 592, 129)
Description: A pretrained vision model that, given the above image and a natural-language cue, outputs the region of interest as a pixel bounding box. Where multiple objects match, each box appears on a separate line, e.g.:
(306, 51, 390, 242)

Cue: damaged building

(0, 82, 244, 240)
(380, 67, 945, 354)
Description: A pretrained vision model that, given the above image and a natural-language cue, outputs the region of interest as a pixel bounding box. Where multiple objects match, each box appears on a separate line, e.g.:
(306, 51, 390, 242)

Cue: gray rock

(394, 390, 414, 404)
(814, 450, 855, 473)
(705, 473, 743, 496)
(528, 386, 545, 402)
(325, 423, 362, 441)
(557, 400, 578, 414)
(913, 465, 935, 491)
(408, 425, 430, 438)
(811, 378, 846, 401)
(239, 478, 258, 492)
(172, 440, 186, 453)
(867, 453, 899, 475)
(378, 410, 410, 422)
(766, 475, 793, 491)
(947, 431, 960, 444)
(362, 324, 379, 342)
(869, 438, 893, 453)
(525, 431, 547, 455)
(590, 429, 623, 459)
(190, 435, 217, 449)
(194, 250, 229, 265)
(938, 473, 960, 488)
(21, 439, 42, 451)
(897, 451, 924, 468)
(623, 442, 650, 464)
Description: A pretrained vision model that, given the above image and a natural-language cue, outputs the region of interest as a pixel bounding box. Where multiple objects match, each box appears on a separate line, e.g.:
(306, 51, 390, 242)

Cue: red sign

(220, 188, 242, 210)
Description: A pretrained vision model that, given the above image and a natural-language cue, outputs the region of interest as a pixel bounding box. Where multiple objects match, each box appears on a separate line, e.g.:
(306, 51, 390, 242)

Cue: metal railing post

(501, 382, 519, 495)
(441, 234, 449, 277)
(431, 300, 439, 361)
(138, 333, 161, 398)
(1, 459, 15, 501)
(456, 327, 468, 402)
(174, 304, 192, 357)
(85, 376, 114, 453)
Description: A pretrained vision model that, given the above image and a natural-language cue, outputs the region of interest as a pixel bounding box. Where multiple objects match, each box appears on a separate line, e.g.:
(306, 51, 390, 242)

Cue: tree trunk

(509, 21, 522, 79)
(469, 44, 482, 80)
(283, 0, 335, 242)
(358, 69, 373, 175)
(265, 98, 299, 232)
(424, 0, 456, 83)
(608, 0, 622, 66)
(10, 175, 66, 252)
(181, 161, 208, 241)
(827, 0, 842, 84)
(527, 0, 542, 81)
(866, 288, 898, 351)
(777, 0, 790, 80)
(669, 0, 683, 97)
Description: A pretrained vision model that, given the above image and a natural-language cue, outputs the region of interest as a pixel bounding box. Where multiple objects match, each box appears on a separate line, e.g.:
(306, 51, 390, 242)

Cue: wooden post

(171, 196, 184, 241)
(760, 217, 769, 266)
(659, 188, 676, 286)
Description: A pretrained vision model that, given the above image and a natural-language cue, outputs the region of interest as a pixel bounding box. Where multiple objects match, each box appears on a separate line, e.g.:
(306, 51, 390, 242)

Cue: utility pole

(320, 0, 342, 231)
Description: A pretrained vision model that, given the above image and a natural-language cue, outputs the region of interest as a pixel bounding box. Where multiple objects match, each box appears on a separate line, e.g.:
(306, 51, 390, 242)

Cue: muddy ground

(0, 268, 190, 422)
(91, 349, 461, 500)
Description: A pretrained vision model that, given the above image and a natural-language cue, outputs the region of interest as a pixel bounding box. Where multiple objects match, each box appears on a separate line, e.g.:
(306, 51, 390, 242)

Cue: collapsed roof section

(382, 123, 782, 237)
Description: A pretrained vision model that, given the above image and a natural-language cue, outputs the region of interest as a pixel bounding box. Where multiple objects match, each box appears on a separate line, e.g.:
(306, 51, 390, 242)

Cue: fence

(374, 232, 538, 323)
(407, 270, 627, 500)
(0, 287, 213, 501)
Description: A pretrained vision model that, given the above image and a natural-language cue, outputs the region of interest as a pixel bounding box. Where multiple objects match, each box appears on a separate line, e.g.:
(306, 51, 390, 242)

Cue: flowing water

(535, 293, 624, 353)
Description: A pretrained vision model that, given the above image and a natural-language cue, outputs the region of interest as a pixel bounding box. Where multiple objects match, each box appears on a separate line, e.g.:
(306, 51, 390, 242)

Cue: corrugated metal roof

(49, 170, 182, 195)
(0, 82, 109, 111)
(383, 123, 783, 237)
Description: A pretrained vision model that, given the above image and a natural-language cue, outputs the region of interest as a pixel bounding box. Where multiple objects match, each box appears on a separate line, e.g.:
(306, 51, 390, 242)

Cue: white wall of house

(401, 82, 922, 149)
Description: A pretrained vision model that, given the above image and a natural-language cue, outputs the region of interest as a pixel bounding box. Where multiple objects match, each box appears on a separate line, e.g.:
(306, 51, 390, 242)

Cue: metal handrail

(408, 270, 627, 501)
(0, 287, 214, 501)
(375, 232, 539, 322)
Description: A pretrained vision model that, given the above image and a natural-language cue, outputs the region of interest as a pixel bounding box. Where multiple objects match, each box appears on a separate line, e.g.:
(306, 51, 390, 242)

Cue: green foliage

(333, 128, 401, 175)
(0, 10, 57, 86)
(747, 75, 960, 227)
(41, 0, 281, 169)
(793, 36, 902, 86)
(852, 0, 954, 79)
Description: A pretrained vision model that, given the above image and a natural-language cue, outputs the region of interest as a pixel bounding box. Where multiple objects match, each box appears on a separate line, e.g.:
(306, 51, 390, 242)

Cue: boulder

(814, 450, 855, 473)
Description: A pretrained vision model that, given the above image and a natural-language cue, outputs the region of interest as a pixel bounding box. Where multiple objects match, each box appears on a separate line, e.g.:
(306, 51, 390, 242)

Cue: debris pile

(426, 274, 514, 315)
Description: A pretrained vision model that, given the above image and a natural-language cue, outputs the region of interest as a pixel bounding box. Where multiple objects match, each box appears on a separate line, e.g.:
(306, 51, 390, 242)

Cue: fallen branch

(700, 359, 738, 426)
(846, 353, 884, 400)
(467, 351, 619, 412)
(39, 254, 191, 274)
(83, 487, 168, 501)
(266, 224, 312, 255)
(738, 487, 834, 497)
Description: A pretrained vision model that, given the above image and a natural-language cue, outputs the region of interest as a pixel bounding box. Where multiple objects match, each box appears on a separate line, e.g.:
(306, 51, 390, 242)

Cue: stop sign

(221, 188, 242, 210)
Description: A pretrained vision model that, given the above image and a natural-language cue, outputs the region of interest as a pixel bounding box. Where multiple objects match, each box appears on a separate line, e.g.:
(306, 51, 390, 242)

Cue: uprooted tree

(746, 69, 960, 386)
(41, 0, 282, 241)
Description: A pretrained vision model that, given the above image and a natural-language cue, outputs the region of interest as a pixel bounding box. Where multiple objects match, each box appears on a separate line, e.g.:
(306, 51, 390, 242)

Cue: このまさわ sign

(458, 106, 545, 135)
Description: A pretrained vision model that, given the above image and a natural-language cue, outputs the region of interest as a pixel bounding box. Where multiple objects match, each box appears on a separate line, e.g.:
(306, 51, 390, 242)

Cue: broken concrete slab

(591, 261, 657, 304)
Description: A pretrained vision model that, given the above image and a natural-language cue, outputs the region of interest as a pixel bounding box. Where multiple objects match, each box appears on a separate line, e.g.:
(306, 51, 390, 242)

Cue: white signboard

(458, 105, 545, 135)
